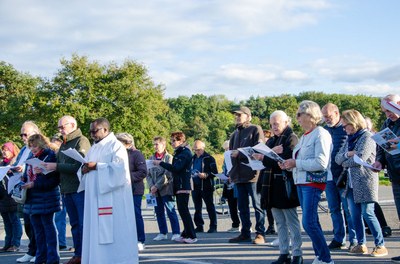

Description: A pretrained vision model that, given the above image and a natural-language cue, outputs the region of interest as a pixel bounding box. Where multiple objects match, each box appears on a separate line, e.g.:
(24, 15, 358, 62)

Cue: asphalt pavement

(1, 185, 399, 264)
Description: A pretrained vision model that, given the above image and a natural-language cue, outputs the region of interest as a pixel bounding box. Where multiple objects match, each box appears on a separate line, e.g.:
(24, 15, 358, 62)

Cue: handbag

(306, 170, 328, 183)
(11, 182, 27, 204)
(282, 171, 298, 202)
(336, 169, 348, 189)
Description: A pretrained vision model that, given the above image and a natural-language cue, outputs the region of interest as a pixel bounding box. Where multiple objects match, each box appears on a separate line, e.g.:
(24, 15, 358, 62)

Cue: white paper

(214, 173, 229, 181)
(353, 154, 381, 171)
(238, 147, 265, 170)
(8, 174, 22, 194)
(146, 160, 156, 170)
(145, 193, 157, 207)
(25, 158, 54, 175)
(252, 142, 284, 163)
(223, 150, 233, 174)
(0, 166, 11, 181)
(61, 148, 87, 163)
(371, 128, 400, 155)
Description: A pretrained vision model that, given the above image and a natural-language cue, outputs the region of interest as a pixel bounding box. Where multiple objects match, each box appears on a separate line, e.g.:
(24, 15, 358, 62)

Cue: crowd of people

(0, 93, 399, 264)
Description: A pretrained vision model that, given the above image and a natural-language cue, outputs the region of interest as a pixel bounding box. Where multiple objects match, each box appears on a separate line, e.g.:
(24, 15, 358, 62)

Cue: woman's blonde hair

(341, 109, 367, 131)
(28, 134, 51, 149)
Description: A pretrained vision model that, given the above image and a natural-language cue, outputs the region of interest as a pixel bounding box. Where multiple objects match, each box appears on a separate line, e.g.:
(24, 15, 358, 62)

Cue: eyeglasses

(89, 127, 104, 134)
(20, 133, 28, 138)
(57, 123, 70, 130)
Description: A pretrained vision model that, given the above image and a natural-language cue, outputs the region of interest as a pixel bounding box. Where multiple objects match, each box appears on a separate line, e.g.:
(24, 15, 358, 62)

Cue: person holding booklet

(253, 110, 303, 264)
(42, 115, 91, 264)
(335, 109, 388, 257)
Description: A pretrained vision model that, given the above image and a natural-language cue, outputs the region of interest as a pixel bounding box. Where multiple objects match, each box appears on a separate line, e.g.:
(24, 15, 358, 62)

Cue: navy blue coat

(23, 148, 61, 215)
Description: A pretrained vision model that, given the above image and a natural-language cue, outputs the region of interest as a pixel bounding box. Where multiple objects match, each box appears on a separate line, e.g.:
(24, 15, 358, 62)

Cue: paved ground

(0, 185, 399, 264)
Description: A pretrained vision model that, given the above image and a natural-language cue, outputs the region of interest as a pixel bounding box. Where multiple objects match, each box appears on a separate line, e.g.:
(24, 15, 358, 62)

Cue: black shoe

(392, 255, 400, 263)
(207, 228, 217, 233)
(382, 226, 392, 237)
(328, 240, 345, 250)
(266, 225, 276, 235)
(228, 234, 251, 243)
(195, 227, 204, 233)
(271, 254, 291, 264)
(292, 256, 303, 264)
(59, 245, 68, 250)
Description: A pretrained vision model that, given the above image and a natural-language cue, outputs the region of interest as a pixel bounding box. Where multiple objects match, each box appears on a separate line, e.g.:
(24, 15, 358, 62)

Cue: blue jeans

(325, 180, 356, 244)
(1, 211, 22, 248)
(297, 185, 331, 263)
(236, 182, 265, 237)
(30, 213, 59, 264)
(54, 196, 66, 247)
(347, 188, 384, 246)
(133, 195, 145, 243)
(154, 195, 180, 235)
(63, 192, 84, 257)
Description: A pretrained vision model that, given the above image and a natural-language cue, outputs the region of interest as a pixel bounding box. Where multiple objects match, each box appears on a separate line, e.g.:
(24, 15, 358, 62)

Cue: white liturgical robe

(79, 132, 138, 264)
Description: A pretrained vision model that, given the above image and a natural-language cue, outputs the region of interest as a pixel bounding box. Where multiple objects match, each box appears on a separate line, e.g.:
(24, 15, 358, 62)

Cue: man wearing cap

(42, 115, 91, 264)
(228, 106, 266, 244)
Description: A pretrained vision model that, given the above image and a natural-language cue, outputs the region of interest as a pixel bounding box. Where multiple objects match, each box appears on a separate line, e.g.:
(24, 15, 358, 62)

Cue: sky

(1, 0, 400, 100)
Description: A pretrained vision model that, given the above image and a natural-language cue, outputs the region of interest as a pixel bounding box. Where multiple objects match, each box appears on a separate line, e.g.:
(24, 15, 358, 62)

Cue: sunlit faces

(341, 120, 356, 135)
(296, 112, 313, 131)
(58, 118, 74, 135)
(20, 125, 36, 145)
(29, 144, 42, 156)
(322, 108, 340, 127)
(89, 123, 107, 142)
(234, 113, 249, 126)
(270, 115, 288, 136)
(170, 138, 183, 149)
(153, 141, 166, 154)
(381, 106, 400, 122)
(1, 148, 13, 159)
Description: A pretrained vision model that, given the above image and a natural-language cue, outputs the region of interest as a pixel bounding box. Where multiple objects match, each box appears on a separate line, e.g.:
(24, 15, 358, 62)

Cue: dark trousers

(223, 186, 240, 228)
(192, 188, 217, 229)
(176, 193, 196, 239)
(23, 213, 36, 256)
(266, 207, 274, 227)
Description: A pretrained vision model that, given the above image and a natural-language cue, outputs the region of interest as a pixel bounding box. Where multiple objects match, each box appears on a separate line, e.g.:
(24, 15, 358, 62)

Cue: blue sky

(1, 0, 399, 100)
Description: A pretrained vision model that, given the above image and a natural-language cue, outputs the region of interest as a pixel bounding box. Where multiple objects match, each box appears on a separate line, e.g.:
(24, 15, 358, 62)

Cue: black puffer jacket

(23, 148, 61, 215)
(160, 144, 192, 193)
(0, 169, 18, 213)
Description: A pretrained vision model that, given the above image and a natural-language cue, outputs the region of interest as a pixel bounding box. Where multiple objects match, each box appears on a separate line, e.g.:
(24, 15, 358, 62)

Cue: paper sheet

(214, 173, 229, 181)
(0, 166, 11, 181)
(61, 148, 87, 163)
(353, 154, 381, 171)
(238, 147, 265, 170)
(25, 158, 54, 175)
(252, 142, 284, 162)
(223, 150, 232, 174)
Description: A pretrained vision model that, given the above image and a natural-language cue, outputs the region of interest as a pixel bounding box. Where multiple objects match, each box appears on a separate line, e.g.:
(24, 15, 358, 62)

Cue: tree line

(0, 55, 386, 157)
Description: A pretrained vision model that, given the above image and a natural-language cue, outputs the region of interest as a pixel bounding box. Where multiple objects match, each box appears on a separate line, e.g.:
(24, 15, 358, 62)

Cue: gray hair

(382, 94, 400, 104)
(298, 100, 323, 125)
(270, 110, 291, 124)
(21, 121, 41, 134)
(116, 132, 135, 147)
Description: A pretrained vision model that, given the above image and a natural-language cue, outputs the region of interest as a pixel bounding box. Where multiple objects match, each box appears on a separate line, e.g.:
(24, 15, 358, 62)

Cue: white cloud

(342, 84, 399, 96)
(281, 70, 309, 81)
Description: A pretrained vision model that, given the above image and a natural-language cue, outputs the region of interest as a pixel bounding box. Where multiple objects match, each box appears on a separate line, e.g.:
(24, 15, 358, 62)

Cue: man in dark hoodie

(228, 106, 266, 244)
(43, 115, 91, 264)
(191, 140, 218, 233)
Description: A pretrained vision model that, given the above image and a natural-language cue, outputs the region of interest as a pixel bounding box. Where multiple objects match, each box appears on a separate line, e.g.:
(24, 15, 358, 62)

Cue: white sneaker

(17, 254, 34, 263)
(227, 227, 240, 232)
(312, 256, 320, 264)
(173, 236, 185, 243)
(137, 242, 145, 251)
(171, 234, 181, 241)
(30, 257, 36, 263)
(183, 238, 198, 244)
(153, 233, 168, 241)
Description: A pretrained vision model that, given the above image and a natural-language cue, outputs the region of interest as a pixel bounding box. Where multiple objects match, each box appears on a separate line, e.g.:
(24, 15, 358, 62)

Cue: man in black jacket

(191, 140, 218, 233)
(322, 103, 355, 251)
(228, 106, 266, 244)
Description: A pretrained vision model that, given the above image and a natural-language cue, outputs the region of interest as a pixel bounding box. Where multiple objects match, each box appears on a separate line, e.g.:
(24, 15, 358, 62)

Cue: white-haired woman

(280, 101, 333, 264)
(253, 110, 302, 264)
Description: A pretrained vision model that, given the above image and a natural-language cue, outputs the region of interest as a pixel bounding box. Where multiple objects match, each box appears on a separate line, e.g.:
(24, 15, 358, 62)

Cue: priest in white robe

(78, 118, 138, 264)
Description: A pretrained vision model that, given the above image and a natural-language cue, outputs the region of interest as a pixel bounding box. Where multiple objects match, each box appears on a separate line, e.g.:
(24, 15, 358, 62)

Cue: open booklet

(237, 147, 265, 170)
(353, 154, 381, 171)
(252, 142, 285, 163)
(371, 128, 400, 155)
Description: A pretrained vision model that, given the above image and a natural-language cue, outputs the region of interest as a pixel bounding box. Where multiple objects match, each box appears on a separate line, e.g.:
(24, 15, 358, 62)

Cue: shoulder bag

(306, 170, 328, 183)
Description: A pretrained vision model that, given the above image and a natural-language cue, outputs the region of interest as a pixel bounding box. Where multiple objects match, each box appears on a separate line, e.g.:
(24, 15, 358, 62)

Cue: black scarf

(347, 129, 367, 151)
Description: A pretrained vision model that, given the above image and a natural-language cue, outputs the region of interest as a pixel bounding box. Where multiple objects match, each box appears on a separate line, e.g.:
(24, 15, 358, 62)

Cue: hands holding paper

(41, 162, 57, 171)
(82, 162, 97, 174)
